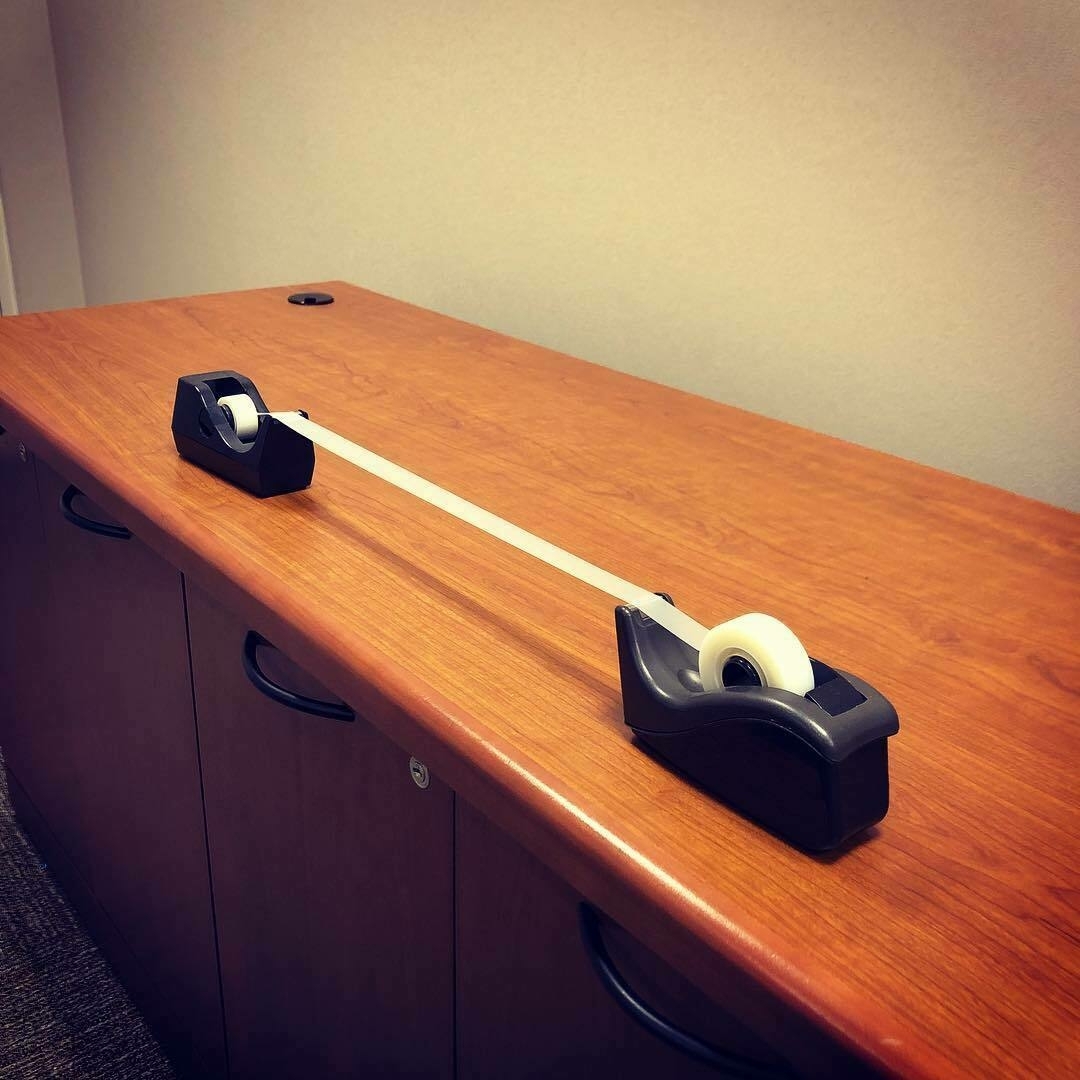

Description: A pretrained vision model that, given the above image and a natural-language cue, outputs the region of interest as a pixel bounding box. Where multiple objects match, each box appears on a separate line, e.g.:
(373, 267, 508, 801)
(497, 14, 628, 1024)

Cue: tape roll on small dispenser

(216, 393, 260, 442)
(698, 613, 815, 695)
(171, 371, 898, 850)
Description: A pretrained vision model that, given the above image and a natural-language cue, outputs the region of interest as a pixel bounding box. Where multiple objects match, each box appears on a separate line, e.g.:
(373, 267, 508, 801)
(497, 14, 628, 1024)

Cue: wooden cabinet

(186, 582, 454, 1079)
(1, 456, 225, 1078)
(5, 283, 1072, 1077)
(455, 800, 791, 1080)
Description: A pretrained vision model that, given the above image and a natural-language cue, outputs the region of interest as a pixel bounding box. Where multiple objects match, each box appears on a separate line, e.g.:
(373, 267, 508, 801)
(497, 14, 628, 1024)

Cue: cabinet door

(13, 459, 225, 1077)
(0, 429, 55, 794)
(186, 581, 454, 1080)
(456, 801, 795, 1080)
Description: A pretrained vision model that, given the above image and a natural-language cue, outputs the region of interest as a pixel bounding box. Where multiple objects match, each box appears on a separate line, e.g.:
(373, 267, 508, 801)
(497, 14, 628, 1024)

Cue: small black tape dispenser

(171, 371, 314, 497)
(616, 595, 899, 852)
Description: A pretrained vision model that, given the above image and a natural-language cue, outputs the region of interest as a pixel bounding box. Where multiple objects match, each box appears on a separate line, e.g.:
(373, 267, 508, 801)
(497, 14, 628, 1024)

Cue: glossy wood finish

(0, 283, 1077, 1077)
(1, 456, 225, 1076)
(186, 581, 454, 1079)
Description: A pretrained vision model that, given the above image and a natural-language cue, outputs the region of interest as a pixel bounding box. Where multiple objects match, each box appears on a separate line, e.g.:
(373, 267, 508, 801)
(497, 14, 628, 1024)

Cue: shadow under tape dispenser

(172, 368, 899, 852)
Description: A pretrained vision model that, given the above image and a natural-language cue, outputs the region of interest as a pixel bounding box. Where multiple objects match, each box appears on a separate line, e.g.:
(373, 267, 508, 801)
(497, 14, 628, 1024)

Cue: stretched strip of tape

(265, 410, 710, 651)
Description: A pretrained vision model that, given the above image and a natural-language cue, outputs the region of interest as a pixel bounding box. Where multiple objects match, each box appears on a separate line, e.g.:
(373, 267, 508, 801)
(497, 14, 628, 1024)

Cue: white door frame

(0, 186, 19, 315)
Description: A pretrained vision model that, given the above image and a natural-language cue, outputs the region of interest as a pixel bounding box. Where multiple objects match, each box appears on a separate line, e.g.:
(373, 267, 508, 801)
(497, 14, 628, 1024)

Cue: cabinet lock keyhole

(409, 757, 431, 789)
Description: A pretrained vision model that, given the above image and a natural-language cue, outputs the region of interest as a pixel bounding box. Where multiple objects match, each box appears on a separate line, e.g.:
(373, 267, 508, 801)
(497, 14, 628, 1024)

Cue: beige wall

(47, 1, 1079, 508)
(0, 0, 84, 313)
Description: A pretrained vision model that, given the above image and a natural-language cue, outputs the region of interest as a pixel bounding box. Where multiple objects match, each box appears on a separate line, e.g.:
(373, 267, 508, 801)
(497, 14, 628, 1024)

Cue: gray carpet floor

(0, 751, 176, 1079)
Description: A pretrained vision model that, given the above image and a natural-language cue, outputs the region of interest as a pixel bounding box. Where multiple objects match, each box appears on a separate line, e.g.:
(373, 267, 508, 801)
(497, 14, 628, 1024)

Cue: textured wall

(0, 0, 84, 312)
(47, 1, 1080, 507)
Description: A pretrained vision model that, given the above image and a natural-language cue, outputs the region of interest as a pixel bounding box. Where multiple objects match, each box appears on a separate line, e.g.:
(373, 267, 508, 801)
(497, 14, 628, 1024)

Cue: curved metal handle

(578, 904, 792, 1078)
(242, 632, 355, 722)
(60, 484, 132, 540)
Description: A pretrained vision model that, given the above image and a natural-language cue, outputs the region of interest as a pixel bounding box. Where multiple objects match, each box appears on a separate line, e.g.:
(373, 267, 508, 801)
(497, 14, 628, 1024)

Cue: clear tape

(264, 410, 710, 651)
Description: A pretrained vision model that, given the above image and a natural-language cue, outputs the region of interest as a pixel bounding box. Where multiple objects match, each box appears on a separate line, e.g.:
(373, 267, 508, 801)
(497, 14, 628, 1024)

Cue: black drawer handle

(242, 631, 355, 722)
(60, 484, 132, 540)
(578, 904, 792, 1078)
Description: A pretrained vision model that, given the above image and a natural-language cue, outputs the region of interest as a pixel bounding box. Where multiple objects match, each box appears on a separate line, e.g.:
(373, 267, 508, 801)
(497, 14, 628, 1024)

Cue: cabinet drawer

(456, 801, 797, 1079)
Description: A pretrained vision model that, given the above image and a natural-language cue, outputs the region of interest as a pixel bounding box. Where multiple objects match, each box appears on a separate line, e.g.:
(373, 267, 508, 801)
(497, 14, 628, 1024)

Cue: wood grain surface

(1, 283, 1077, 1077)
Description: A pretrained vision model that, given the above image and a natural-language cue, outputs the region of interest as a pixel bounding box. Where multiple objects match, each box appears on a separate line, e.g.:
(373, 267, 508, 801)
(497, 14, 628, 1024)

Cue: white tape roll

(263, 409, 814, 696)
(698, 613, 815, 695)
(218, 393, 260, 441)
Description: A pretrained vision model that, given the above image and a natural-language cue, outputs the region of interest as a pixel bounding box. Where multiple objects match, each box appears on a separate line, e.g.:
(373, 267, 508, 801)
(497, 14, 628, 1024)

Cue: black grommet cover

(287, 291, 335, 306)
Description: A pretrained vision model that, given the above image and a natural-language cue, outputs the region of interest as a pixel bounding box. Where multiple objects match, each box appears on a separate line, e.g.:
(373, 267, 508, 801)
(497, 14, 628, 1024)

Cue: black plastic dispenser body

(616, 599, 899, 852)
(171, 371, 314, 497)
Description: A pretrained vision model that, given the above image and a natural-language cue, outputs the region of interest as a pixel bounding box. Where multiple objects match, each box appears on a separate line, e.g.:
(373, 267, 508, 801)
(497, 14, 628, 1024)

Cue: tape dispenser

(171, 371, 314, 497)
(616, 597, 898, 851)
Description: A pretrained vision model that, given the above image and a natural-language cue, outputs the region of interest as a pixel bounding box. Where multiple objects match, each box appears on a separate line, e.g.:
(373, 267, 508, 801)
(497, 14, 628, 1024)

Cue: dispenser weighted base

(616, 598, 899, 851)
(171, 371, 315, 497)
